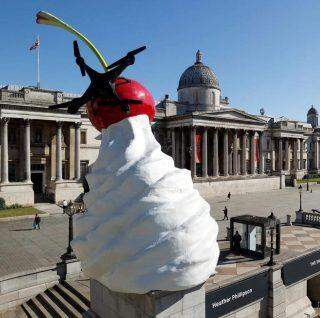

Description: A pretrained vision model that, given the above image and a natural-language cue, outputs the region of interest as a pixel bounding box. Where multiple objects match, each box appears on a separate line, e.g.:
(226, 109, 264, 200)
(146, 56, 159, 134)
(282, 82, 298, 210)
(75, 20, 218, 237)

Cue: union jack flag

(29, 38, 40, 51)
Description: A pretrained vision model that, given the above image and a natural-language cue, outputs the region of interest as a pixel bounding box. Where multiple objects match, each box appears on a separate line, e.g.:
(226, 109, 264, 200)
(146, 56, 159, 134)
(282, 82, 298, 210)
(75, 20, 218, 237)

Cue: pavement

(34, 203, 63, 215)
(206, 184, 320, 239)
(0, 185, 319, 280)
(0, 215, 68, 278)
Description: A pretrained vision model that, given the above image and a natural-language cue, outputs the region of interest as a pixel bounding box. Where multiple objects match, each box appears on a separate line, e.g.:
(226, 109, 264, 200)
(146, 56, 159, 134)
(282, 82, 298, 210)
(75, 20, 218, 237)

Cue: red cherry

(86, 78, 155, 131)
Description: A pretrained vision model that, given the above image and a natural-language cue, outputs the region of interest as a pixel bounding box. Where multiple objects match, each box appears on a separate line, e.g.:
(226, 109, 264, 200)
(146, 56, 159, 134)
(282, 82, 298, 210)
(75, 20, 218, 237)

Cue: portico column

(181, 128, 185, 168)
(241, 131, 247, 175)
(232, 130, 238, 175)
(258, 131, 264, 174)
(56, 121, 63, 181)
(74, 122, 81, 180)
(314, 139, 319, 171)
(270, 139, 275, 172)
(171, 128, 176, 165)
(213, 128, 219, 177)
(278, 138, 283, 172)
(223, 129, 229, 176)
(293, 139, 298, 171)
(202, 128, 208, 178)
(284, 139, 289, 171)
(190, 127, 196, 178)
(300, 139, 304, 170)
(1, 118, 9, 183)
(24, 119, 31, 182)
(250, 131, 256, 174)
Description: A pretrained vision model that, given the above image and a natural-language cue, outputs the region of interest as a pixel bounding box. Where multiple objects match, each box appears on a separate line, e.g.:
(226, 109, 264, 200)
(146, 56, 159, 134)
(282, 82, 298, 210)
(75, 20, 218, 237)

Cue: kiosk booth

(230, 215, 281, 258)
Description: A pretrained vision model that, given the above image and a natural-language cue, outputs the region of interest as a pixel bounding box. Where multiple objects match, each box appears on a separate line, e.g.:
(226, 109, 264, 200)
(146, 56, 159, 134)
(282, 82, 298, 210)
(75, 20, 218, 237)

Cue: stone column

(181, 128, 185, 169)
(24, 119, 31, 182)
(190, 127, 196, 178)
(284, 139, 289, 171)
(259, 131, 264, 174)
(1, 118, 9, 183)
(223, 129, 229, 176)
(56, 121, 63, 181)
(241, 131, 247, 175)
(250, 131, 256, 174)
(232, 130, 238, 175)
(278, 138, 283, 172)
(313, 139, 319, 171)
(171, 128, 176, 165)
(300, 139, 304, 170)
(270, 139, 275, 172)
(74, 122, 81, 180)
(213, 129, 219, 177)
(293, 139, 298, 171)
(202, 128, 208, 178)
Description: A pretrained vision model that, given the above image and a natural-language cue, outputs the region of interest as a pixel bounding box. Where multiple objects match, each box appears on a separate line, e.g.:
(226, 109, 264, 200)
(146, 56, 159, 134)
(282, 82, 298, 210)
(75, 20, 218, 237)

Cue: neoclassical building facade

(0, 85, 100, 205)
(1, 51, 320, 204)
(152, 51, 317, 194)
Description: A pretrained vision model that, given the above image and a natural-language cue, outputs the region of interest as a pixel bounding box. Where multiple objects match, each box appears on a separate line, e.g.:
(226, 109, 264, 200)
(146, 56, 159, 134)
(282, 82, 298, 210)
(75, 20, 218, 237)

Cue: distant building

(152, 51, 318, 194)
(0, 85, 100, 205)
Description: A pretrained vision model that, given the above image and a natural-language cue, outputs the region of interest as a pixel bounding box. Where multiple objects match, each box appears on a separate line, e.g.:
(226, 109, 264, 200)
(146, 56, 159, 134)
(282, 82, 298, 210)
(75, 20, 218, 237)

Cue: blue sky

(0, 0, 320, 121)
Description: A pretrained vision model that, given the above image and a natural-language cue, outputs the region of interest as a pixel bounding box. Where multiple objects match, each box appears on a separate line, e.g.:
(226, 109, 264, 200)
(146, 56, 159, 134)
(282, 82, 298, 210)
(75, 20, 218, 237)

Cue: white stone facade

(0, 85, 100, 205)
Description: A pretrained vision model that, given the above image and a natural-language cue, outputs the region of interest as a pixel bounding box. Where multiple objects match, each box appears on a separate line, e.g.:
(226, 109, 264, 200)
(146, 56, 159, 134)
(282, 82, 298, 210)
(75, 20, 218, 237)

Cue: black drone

(49, 41, 145, 114)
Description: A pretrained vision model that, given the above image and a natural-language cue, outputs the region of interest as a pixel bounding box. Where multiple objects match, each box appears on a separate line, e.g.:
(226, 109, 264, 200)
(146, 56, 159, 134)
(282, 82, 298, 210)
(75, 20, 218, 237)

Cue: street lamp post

(298, 184, 303, 213)
(267, 211, 277, 266)
(61, 201, 78, 261)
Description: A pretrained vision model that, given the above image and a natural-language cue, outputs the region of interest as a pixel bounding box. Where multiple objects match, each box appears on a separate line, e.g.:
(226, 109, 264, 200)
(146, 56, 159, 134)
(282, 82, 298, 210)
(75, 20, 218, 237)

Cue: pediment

(202, 109, 266, 124)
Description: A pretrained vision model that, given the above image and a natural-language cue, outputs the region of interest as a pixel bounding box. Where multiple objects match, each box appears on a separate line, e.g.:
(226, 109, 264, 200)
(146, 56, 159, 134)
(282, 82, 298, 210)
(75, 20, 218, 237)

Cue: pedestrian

(62, 200, 68, 213)
(33, 214, 41, 230)
(227, 192, 231, 201)
(233, 231, 242, 255)
(223, 206, 228, 220)
(311, 188, 313, 193)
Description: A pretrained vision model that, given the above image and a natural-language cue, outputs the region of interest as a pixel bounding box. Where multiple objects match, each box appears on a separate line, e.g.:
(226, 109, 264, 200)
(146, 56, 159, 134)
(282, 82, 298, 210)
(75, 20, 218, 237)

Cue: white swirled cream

(72, 114, 219, 294)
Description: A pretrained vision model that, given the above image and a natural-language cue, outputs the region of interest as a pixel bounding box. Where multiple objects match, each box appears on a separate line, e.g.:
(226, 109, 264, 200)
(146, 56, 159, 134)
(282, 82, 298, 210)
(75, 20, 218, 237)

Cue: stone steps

(4, 279, 91, 318)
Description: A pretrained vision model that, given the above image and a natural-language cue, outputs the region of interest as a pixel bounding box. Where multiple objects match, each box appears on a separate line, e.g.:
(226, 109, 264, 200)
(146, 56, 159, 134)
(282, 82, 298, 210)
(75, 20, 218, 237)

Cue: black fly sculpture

(49, 41, 145, 114)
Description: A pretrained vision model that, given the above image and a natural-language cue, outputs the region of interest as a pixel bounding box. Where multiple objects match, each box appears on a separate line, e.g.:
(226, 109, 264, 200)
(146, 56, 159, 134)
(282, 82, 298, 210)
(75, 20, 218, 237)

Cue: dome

(307, 105, 318, 116)
(178, 50, 220, 91)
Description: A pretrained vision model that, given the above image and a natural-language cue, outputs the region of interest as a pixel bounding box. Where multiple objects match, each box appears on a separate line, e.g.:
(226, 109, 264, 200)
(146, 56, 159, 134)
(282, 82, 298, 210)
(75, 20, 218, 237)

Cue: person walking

(223, 206, 228, 220)
(227, 192, 231, 201)
(233, 231, 242, 255)
(33, 214, 41, 230)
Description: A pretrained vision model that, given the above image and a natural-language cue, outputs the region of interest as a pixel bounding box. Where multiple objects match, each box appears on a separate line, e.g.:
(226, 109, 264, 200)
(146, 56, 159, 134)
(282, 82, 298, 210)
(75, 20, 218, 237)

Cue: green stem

(38, 12, 108, 70)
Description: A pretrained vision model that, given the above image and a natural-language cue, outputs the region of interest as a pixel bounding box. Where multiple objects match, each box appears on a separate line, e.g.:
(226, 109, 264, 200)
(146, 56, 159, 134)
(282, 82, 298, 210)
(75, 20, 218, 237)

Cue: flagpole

(37, 35, 40, 89)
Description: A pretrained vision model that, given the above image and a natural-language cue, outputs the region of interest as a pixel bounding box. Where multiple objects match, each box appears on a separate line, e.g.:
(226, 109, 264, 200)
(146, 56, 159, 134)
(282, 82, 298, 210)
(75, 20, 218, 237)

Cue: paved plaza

(0, 186, 319, 279)
(207, 184, 320, 239)
(0, 215, 68, 278)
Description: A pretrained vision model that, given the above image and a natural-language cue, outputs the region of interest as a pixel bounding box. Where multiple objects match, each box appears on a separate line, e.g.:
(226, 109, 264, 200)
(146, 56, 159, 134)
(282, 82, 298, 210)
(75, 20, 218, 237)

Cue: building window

(8, 128, 17, 145)
(80, 161, 89, 178)
(34, 128, 43, 143)
(80, 130, 87, 144)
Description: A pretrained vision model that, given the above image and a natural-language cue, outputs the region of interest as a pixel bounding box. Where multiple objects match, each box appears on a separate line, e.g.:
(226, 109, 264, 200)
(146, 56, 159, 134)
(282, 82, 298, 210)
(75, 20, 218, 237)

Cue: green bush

(6, 203, 23, 209)
(0, 198, 6, 210)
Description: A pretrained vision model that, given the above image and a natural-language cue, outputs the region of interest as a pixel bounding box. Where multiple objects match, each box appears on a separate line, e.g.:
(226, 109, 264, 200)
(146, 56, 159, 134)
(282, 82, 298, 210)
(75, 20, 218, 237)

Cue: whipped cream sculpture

(73, 115, 219, 293)
(36, 11, 219, 294)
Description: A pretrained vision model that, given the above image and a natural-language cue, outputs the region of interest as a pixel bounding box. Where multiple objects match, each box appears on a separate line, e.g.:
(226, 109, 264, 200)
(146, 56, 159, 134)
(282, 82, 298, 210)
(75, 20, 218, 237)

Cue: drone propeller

(106, 46, 146, 70)
(73, 41, 86, 76)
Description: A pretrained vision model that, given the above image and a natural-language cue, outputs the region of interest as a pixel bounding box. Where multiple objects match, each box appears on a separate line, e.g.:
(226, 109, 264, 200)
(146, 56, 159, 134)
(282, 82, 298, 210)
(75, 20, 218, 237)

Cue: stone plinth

(0, 182, 34, 206)
(48, 180, 83, 204)
(89, 279, 205, 318)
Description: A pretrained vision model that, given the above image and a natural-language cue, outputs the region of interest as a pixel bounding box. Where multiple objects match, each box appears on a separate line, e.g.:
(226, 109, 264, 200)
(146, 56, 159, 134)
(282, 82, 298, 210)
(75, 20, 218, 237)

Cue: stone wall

(194, 176, 280, 197)
(0, 183, 34, 206)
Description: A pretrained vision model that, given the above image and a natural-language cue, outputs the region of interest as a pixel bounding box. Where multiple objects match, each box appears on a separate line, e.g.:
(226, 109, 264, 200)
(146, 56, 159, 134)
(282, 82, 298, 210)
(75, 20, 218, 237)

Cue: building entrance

(31, 172, 43, 194)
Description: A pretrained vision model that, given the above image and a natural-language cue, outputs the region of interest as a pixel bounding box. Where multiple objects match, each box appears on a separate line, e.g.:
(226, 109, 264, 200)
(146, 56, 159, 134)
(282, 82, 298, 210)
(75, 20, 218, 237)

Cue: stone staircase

(2, 279, 90, 318)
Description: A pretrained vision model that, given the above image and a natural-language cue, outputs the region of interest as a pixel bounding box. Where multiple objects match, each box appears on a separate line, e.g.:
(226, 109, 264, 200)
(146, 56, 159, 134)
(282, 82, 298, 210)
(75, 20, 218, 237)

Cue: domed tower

(307, 105, 318, 128)
(177, 50, 221, 112)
